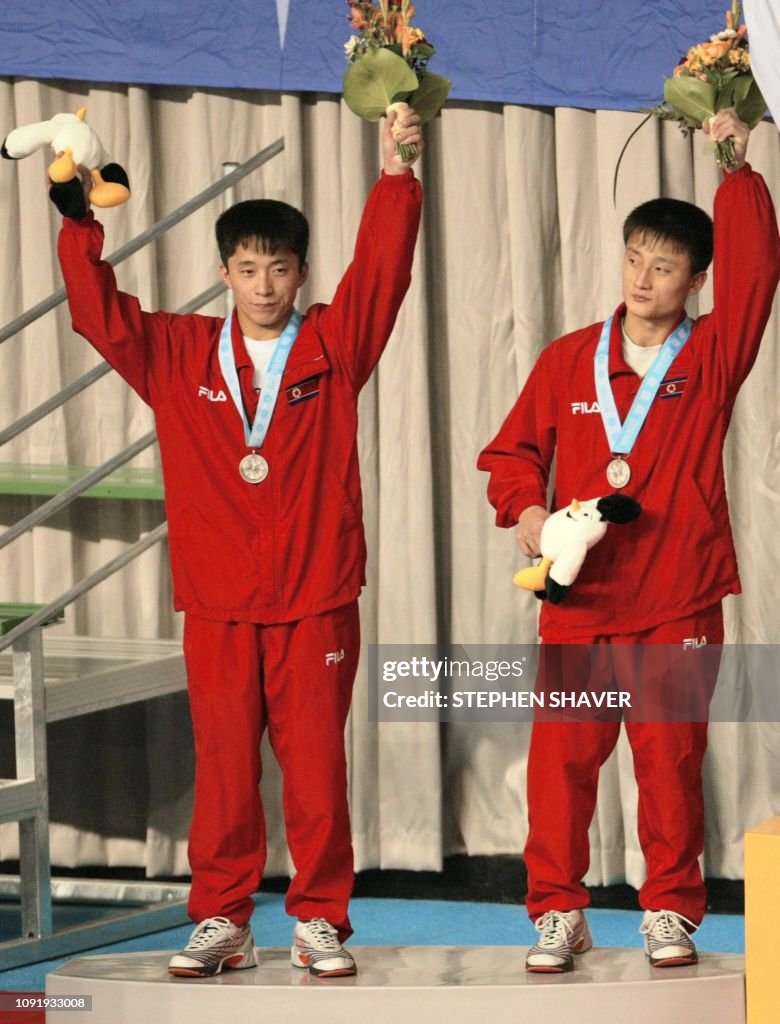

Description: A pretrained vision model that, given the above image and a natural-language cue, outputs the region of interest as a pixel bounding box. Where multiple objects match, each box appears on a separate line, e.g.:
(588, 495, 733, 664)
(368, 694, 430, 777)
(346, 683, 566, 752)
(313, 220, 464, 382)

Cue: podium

(46, 944, 745, 1024)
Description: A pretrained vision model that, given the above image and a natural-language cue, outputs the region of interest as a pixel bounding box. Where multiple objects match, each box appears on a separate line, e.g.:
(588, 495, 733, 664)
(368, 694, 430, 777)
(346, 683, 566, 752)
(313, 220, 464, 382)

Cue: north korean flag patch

(286, 375, 321, 405)
(659, 376, 687, 399)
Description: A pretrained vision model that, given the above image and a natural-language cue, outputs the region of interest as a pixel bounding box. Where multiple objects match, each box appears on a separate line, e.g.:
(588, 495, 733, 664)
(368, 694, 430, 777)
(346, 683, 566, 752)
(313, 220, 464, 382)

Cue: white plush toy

(514, 494, 641, 604)
(2, 108, 129, 213)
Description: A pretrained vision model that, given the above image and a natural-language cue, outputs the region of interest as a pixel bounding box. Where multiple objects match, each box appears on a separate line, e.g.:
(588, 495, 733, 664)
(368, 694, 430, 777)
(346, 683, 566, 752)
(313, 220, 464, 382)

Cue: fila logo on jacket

(570, 378, 688, 415)
(198, 386, 228, 402)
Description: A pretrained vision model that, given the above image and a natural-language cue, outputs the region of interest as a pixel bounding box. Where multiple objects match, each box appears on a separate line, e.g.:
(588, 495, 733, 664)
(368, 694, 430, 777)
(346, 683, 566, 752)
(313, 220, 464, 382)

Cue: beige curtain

(745, 0, 780, 129)
(1, 78, 779, 890)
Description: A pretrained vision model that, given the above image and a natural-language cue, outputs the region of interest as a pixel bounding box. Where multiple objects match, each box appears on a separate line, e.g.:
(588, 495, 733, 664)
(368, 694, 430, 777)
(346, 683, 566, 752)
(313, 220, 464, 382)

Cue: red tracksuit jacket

(58, 171, 422, 623)
(478, 165, 780, 640)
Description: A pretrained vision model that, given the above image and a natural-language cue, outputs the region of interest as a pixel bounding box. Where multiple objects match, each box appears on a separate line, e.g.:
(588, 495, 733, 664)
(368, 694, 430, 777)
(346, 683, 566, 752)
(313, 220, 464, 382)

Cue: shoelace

(302, 918, 340, 949)
(534, 911, 574, 948)
(188, 916, 233, 948)
(640, 910, 697, 939)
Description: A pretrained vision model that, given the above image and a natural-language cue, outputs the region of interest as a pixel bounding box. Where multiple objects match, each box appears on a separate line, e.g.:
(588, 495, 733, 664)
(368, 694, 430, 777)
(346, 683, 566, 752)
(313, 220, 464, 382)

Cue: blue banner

(1, 0, 283, 90)
(0, 1, 737, 113)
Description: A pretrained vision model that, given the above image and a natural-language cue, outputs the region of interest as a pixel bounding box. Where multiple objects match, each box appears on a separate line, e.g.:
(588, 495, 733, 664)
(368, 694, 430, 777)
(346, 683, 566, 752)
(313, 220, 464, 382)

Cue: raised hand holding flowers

(652, 1, 766, 170)
(702, 107, 750, 173)
(383, 105, 424, 173)
(343, 1, 451, 161)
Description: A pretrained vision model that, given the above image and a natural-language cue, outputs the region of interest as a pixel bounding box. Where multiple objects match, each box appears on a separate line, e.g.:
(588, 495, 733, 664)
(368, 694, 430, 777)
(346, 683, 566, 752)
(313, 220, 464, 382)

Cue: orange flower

(400, 25, 424, 54)
(693, 38, 734, 63)
(729, 48, 750, 68)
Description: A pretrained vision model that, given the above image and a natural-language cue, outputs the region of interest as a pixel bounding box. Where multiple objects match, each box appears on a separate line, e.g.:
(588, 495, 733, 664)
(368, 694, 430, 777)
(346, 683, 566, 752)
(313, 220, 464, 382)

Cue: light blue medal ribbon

(218, 308, 302, 481)
(594, 314, 693, 457)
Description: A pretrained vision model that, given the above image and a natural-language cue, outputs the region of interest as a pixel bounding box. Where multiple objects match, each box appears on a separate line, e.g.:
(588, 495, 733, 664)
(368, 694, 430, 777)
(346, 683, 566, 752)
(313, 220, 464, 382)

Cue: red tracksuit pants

(183, 601, 360, 940)
(525, 604, 723, 926)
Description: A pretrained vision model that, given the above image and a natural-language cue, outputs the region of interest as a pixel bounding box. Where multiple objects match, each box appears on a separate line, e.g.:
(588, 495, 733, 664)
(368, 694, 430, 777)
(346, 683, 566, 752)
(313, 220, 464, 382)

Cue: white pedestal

(46, 945, 745, 1024)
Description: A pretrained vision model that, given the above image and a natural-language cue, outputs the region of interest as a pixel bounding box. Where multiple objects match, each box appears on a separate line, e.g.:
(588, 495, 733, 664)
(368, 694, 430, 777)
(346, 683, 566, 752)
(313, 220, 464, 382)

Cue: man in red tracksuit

(478, 110, 780, 971)
(53, 111, 423, 978)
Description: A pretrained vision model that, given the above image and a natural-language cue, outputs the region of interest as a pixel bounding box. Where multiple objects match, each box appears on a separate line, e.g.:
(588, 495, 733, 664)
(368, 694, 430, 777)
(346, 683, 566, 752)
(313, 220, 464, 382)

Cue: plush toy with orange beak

(2, 108, 129, 219)
(514, 494, 641, 604)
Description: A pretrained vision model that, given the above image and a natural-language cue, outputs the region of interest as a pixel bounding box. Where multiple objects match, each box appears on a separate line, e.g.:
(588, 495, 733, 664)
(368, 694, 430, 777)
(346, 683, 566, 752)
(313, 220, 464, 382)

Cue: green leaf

(410, 43, 435, 61)
(408, 72, 452, 123)
(732, 78, 768, 128)
(731, 74, 752, 106)
(664, 76, 717, 126)
(343, 48, 419, 122)
(718, 78, 737, 109)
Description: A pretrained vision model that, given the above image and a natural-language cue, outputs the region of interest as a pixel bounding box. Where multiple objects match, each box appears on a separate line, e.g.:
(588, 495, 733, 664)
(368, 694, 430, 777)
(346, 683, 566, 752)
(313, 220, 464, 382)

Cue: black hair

(216, 199, 309, 268)
(622, 198, 713, 275)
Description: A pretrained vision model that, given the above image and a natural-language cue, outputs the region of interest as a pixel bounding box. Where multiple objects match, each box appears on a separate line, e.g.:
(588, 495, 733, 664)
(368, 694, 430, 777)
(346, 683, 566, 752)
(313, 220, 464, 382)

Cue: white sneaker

(168, 916, 257, 977)
(525, 909, 593, 972)
(640, 909, 698, 967)
(291, 918, 357, 977)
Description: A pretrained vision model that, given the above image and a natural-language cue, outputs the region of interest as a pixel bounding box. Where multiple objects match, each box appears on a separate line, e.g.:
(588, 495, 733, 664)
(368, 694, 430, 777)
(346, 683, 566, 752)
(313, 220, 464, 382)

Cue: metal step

(0, 876, 190, 905)
(0, 779, 38, 824)
(0, 631, 188, 951)
(0, 635, 186, 721)
(0, 462, 164, 500)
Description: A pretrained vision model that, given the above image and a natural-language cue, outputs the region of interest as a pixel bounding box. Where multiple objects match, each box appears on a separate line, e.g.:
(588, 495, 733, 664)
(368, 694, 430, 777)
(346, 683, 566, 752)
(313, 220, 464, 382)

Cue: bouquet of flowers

(343, 0, 451, 161)
(649, 1, 766, 169)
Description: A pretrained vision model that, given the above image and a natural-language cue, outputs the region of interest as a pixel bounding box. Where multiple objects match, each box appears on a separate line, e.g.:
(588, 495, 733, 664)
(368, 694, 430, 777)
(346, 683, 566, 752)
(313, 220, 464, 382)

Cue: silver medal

(239, 453, 269, 484)
(606, 457, 631, 489)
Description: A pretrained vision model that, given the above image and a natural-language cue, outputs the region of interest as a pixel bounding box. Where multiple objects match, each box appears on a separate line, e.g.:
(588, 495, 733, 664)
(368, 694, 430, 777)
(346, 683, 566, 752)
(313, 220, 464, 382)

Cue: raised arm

(318, 109, 423, 392)
(702, 109, 780, 403)
(57, 211, 169, 404)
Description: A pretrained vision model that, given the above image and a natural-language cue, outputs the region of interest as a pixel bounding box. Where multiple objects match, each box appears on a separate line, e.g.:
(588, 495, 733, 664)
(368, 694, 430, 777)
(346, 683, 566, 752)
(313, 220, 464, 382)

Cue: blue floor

(0, 895, 744, 993)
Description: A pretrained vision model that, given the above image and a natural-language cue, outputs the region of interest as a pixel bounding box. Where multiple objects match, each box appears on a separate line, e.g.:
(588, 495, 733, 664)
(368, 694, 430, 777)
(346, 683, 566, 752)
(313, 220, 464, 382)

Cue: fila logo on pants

(326, 649, 345, 666)
(683, 636, 707, 650)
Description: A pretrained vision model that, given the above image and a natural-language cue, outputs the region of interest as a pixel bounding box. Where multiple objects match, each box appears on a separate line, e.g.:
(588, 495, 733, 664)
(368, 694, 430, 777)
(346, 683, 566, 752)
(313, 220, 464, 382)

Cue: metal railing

(0, 137, 284, 348)
(0, 281, 226, 448)
(0, 136, 285, 967)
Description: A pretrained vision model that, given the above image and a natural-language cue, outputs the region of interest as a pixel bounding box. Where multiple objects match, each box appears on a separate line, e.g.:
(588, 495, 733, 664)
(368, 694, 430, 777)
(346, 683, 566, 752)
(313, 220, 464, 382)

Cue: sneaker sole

(309, 964, 357, 978)
(525, 962, 573, 974)
(648, 955, 698, 969)
(291, 952, 357, 977)
(168, 953, 257, 978)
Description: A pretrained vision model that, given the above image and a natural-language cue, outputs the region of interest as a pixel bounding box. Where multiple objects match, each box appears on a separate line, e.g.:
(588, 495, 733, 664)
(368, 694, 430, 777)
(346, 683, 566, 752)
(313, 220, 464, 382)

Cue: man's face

(622, 232, 706, 326)
(220, 244, 308, 340)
